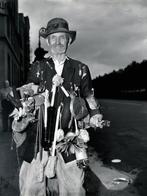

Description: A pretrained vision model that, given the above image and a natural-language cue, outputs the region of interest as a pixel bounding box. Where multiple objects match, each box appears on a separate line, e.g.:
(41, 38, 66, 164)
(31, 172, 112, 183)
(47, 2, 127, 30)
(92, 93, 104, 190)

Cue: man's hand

(90, 113, 104, 128)
(29, 83, 39, 94)
(17, 83, 39, 97)
(52, 74, 64, 87)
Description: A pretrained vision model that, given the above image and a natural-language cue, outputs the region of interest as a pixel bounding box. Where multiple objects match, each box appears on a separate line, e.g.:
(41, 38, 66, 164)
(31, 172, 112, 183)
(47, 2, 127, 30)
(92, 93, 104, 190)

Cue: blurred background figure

(0, 80, 14, 132)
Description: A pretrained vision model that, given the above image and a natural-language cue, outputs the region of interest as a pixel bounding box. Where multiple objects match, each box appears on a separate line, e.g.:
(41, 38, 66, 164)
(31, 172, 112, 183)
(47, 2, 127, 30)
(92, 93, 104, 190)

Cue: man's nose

(56, 38, 61, 45)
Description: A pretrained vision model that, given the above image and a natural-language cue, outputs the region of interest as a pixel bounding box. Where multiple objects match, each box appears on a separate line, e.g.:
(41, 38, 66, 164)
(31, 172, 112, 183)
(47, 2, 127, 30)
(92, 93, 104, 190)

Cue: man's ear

(68, 37, 72, 46)
(46, 38, 49, 46)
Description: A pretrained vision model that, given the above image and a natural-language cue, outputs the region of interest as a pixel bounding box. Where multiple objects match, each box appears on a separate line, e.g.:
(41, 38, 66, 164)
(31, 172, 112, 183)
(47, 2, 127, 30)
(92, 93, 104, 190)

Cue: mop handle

(60, 85, 69, 97)
(51, 84, 56, 107)
(44, 89, 49, 128)
(74, 118, 79, 135)
(52, 104, 62, 156)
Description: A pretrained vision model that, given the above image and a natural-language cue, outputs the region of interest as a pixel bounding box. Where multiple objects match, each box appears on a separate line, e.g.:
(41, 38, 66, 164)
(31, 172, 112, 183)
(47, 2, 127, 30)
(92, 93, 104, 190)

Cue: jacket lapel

(44, 58, 56, 90)
(46, 58, 56, 74)
(62, 58, 75, 84)
(55, 58, 75, 105)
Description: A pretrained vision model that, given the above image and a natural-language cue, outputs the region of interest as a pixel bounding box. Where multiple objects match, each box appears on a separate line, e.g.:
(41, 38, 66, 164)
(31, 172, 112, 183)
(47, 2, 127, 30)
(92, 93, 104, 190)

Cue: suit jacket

(21, 57, 93, 163)
(27, 57, 93, 98)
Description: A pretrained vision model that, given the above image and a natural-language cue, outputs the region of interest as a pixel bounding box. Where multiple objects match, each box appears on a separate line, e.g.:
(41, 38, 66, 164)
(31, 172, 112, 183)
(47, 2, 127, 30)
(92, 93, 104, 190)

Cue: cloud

(19, 0, 147, 78)
(45, 0, 73, 2)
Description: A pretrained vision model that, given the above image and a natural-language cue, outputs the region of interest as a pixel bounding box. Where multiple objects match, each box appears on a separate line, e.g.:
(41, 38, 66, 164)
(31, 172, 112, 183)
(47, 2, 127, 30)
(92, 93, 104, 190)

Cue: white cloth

(56, 153, 85, 196)
(54, 59, 64, 76)
(19, 159, 46, 196)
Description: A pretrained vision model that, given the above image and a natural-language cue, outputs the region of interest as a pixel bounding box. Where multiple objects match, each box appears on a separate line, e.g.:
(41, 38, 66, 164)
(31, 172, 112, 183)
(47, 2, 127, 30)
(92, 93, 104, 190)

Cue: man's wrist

(89, 107, 101, 117)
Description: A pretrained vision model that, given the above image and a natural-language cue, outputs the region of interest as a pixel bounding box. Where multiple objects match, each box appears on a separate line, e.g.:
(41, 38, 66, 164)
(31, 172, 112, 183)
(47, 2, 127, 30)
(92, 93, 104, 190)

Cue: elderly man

(18, 18, 103, 196)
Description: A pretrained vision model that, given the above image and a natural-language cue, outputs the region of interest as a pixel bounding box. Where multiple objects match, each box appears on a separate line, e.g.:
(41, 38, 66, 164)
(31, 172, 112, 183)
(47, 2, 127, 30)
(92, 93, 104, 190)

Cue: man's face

(47, 32, 69, 55)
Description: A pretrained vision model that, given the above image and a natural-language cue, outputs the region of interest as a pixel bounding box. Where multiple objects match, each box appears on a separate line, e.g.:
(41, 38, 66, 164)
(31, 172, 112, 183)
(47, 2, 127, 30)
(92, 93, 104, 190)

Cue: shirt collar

(51, 55, 69, 65)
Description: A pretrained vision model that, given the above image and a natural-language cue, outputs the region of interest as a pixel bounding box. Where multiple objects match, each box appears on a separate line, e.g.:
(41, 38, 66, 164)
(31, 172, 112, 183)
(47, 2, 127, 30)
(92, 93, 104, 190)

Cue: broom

(45, 85, 62, 178)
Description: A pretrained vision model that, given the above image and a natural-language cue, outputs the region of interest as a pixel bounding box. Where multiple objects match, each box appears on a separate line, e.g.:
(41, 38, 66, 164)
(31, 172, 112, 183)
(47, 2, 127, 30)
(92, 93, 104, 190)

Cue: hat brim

(39, 27, 76, 44)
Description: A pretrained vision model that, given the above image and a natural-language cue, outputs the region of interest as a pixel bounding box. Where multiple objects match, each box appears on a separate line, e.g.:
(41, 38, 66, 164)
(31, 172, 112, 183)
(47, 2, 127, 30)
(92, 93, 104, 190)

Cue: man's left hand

(90, 114, 104, 128)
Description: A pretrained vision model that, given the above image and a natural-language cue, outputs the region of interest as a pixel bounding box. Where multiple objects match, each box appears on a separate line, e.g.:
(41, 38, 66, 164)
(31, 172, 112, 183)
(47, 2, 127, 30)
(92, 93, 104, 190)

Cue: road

(0, 99, 147, 196)
(88, 99, 147, 196)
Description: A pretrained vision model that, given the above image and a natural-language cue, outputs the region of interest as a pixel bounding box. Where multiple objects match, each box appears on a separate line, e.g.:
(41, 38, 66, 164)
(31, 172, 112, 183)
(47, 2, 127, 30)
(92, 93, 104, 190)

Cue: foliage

(93, 60, 147, 100)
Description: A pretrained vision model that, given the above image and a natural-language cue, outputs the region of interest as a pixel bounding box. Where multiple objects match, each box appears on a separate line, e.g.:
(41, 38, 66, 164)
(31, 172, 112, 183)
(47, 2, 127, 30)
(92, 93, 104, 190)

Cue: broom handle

(44, 89, 49, 128)
(74, 118, 79, 135)
(51, 104, 61, 156)
(60, 85, 69, 97)
(51, 85, 56, 107)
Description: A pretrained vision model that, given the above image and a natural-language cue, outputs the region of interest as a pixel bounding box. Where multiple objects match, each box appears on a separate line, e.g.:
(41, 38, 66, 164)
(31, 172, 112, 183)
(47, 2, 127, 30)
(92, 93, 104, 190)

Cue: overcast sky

(19, 0, 147, 78)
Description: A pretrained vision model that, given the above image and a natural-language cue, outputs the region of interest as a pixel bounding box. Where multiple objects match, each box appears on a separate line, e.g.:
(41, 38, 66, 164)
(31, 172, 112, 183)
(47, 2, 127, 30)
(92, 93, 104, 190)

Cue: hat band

(46, 22, 69, 33)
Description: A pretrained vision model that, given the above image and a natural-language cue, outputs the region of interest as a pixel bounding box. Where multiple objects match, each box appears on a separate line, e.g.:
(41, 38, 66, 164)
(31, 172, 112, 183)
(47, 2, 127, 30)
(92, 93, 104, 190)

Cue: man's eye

(51, 36, 56, 40)
(60, 37, 67, 42)
(60, 35, 66, 39)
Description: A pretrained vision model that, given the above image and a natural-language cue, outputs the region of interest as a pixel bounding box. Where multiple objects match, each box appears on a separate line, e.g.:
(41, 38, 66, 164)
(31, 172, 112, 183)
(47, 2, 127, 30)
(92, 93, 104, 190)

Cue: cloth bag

(45, 156, 57, 178)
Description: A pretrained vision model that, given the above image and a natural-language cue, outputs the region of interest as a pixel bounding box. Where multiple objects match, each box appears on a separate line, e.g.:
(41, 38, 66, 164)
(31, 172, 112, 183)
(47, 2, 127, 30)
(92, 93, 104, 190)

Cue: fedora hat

(39, 18, 76, 44)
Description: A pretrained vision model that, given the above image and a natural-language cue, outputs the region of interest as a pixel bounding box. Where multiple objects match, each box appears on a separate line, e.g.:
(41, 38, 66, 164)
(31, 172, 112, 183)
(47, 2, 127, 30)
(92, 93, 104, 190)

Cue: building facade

(0, 0, 30, 88)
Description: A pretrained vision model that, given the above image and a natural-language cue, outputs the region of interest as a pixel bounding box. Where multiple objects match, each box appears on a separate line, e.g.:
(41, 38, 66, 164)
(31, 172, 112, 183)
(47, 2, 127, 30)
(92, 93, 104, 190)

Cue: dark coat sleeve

(27, 61, 42, 84)
(79, 64, 93, 98)
(72, 60, 93, 98)
(27, 59, 56, 92)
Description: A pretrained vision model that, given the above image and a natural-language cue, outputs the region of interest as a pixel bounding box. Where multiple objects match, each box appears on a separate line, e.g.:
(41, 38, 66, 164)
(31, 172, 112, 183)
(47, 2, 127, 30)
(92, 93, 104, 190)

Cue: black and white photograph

(0, 0, 147, 195)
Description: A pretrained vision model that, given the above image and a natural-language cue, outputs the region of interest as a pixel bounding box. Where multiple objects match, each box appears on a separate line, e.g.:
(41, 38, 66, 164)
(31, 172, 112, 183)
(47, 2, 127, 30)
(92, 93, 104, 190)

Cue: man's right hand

(52, 74, 64, 87)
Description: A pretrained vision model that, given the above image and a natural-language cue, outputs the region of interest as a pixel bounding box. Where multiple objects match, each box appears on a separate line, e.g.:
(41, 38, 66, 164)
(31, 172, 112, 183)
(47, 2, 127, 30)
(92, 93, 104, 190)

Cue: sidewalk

(0, 103, 20, 194)
(0, 131, 19, 196)
(88, 147, 139, 196)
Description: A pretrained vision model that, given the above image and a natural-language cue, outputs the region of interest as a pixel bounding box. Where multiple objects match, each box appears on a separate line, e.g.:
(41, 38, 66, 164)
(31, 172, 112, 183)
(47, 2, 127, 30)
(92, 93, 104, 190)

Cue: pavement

(0, 131, 19, 196)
